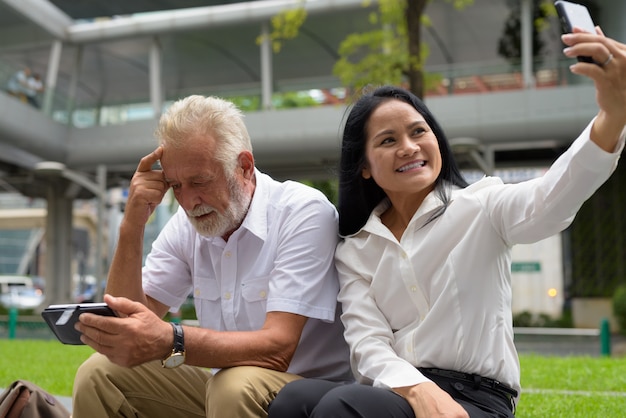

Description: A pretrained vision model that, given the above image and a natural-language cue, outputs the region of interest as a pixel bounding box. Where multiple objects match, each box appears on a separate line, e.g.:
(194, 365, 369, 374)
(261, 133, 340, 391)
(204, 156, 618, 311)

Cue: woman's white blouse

(335, 120, 623, 399)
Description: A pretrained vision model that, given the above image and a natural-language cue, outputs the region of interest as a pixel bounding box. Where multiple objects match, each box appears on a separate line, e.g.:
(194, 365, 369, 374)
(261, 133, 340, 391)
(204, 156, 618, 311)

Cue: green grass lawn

(0, 340, 94, 396)
(1, 340, 625, 417)
(518, 355, 626, 417)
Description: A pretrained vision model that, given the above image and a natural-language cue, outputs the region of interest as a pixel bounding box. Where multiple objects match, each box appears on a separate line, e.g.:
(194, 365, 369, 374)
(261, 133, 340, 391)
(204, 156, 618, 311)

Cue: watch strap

(171, 322, 184, 354)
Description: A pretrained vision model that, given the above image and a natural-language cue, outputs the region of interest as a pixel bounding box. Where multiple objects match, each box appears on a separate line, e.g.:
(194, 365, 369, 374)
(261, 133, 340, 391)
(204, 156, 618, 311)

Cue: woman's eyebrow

(410, 120, 428, 128)
(372, 128, 394, 139)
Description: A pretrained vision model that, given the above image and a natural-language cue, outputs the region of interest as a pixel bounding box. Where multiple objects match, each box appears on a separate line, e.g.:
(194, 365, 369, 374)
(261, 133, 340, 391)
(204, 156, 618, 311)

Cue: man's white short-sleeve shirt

(143, 170, 351, 381)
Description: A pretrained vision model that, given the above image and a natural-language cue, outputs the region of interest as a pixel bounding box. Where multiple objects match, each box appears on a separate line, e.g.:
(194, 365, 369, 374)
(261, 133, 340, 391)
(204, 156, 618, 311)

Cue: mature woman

(268, 28, 626, 418)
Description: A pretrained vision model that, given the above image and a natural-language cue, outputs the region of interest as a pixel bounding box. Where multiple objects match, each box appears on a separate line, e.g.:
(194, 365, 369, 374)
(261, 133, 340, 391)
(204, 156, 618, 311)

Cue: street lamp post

(34, 162, 107, 306)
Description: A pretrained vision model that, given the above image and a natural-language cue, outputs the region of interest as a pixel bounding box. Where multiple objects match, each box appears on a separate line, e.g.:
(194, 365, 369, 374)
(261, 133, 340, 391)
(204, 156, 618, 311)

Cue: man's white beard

(186, 176, 252, 237)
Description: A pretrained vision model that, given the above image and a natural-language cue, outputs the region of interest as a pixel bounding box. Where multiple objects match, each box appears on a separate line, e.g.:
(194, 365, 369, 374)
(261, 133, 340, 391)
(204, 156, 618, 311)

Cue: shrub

(512, 311, 570, 328)
(612, 285, 626, 335)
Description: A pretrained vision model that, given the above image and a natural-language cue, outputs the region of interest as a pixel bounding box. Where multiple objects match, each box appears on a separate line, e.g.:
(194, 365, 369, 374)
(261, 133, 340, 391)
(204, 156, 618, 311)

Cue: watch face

(164, 352, 185, 368)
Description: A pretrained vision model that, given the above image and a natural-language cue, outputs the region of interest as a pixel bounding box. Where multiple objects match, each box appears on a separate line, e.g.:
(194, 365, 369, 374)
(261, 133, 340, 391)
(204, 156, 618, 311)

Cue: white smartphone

(555, 0, 596, 63)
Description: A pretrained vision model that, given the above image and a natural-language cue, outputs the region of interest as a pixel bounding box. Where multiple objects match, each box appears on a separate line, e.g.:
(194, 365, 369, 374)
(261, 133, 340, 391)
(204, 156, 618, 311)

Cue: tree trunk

(406, 0, 428, 98)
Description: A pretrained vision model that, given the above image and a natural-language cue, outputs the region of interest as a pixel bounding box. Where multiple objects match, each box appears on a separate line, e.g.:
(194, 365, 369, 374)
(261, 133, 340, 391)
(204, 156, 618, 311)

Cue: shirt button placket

(401, 247, 429, 316)
(221, 248, 236, 329)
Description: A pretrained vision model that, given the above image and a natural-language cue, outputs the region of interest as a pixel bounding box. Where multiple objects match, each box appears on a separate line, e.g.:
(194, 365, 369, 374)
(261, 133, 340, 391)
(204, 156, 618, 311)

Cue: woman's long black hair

(338, 85, 469, 236)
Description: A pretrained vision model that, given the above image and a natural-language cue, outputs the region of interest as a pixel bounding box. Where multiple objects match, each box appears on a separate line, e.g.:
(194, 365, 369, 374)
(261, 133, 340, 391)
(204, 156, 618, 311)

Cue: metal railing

(1, 56, 593, 129)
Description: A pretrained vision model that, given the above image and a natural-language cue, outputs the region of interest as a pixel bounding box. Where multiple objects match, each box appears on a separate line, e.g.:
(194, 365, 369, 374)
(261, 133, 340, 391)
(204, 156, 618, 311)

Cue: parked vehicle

(0, 275, 44, 309)
(0, 275, 33, 294)
(0, 286, 44, 309)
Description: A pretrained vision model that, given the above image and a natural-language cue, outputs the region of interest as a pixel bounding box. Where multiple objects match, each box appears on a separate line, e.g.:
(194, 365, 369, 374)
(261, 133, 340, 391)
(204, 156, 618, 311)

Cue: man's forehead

(161, 155, 220, 182)
(160, 140, 212, 162)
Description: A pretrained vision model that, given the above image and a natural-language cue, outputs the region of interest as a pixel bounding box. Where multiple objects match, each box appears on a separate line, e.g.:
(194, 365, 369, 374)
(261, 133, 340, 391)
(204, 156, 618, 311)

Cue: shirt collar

(237, 168, 269, 241)
(359, 183, 454, 238)
(197, 168, 270, 245)
(347, 178, 501, 239)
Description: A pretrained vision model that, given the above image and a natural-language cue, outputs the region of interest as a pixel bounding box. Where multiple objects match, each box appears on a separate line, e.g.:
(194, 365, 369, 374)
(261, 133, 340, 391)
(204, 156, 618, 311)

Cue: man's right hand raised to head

(124, 147, 169, 227)
(106, 146, 169, 308)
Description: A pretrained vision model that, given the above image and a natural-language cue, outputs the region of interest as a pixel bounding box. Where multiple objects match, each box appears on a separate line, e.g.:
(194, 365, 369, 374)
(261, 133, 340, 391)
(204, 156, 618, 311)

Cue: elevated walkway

(0, 83, 598, 183)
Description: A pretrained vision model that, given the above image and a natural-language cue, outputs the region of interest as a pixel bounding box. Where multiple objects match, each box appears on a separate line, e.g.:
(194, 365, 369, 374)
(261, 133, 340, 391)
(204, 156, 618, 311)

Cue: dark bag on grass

(0, 380, 70, 418)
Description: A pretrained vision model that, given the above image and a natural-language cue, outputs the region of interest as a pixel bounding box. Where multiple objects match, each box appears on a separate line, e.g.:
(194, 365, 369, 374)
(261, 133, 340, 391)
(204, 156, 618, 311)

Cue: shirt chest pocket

(241, 276, 270, 302)
(240, 276, 270, 330)
(192, 276, 270, 331)
(193, 278, 220, 324)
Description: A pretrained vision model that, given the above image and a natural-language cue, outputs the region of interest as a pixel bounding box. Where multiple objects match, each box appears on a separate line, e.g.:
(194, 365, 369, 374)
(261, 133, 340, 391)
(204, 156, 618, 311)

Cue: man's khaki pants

(72, 353, 302, 417)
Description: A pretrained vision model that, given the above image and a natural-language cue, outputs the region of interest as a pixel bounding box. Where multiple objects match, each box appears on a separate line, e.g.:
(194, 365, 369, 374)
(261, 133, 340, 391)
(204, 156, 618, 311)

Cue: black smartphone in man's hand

(42, 302, 118, 345)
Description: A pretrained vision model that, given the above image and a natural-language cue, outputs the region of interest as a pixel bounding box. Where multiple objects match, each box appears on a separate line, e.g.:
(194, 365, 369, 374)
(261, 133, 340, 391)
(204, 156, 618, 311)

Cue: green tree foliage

(302, 179, 338, 206)
(272, 91, 319, 108)
(257, 5, 308, 53)
(497, 0, 556, 66)
(497, 0, 600, 66)
(333, 0, 414, 94)
(333, 0, 475, 98)
(569, 161, 626, 298)
(223, 91, 318, 112)
(263, 0, 474, 98)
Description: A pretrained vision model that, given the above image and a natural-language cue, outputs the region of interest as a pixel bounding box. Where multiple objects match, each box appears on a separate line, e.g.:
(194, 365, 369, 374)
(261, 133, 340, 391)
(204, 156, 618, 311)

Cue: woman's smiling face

(362, 99, 442, 203)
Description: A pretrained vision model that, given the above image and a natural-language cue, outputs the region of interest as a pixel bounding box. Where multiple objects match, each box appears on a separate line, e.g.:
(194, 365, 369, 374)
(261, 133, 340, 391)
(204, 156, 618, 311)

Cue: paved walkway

(58, 395, 72, 412)
(514, 332, 626, 357)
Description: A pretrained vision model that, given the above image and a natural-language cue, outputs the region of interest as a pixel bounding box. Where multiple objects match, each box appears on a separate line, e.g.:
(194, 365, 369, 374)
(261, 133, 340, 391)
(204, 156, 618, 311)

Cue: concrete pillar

(260, 22, 273, 110)
(94, 164, 107, 302)
(150, 36, 163, 119)
(521, 0, 535, 88)
(66, 45, 84, 123)
(43, 40, 63, 116)
(43, 178, 74, 306)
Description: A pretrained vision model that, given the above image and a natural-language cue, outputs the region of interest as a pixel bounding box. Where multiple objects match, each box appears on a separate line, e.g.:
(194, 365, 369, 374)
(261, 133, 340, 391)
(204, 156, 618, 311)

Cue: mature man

(72, 95, 352, 417)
